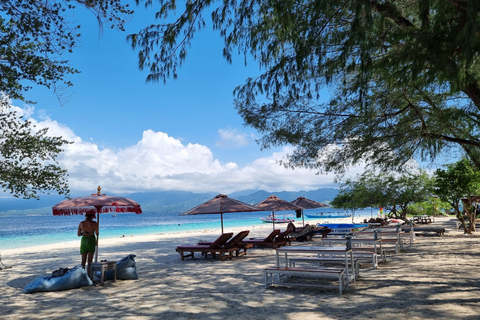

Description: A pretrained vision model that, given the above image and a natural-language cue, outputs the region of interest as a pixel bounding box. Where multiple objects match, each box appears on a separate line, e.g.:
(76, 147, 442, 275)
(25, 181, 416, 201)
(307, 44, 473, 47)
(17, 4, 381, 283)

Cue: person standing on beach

(77, 211, 99, 278)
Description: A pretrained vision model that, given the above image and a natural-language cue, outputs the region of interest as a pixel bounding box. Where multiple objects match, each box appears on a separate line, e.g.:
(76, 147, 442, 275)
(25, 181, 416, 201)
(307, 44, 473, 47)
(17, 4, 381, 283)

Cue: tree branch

(369, 0, 414, 27)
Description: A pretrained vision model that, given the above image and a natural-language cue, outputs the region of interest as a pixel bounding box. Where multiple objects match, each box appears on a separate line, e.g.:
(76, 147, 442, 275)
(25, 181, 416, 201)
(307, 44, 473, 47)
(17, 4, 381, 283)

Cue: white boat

(260, 215, 295, 224)
(305, 212, 352, 219)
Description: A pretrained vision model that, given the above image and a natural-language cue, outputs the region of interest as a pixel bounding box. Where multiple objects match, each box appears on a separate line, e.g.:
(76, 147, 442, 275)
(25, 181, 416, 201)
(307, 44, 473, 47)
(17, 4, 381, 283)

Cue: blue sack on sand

(24, 266, 93, 293)
(106, 254, 138, 280)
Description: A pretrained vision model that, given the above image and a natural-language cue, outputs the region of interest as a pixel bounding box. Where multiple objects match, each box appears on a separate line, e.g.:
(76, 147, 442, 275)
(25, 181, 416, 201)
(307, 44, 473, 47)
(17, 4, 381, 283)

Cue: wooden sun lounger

(275, 229, 294, 246)
(176, 232, 237, 260)
(245, 229, 286, 248)
(197, 230, 253, 257)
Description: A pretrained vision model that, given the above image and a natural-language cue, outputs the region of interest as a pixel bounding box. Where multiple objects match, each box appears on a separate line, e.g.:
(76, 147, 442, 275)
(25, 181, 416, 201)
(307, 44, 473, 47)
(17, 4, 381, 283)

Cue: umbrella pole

(221, 213, 224, 234)
(94, 208, 100, 263)
(272, 211, 276, 230)
(302, 209, 305, 227)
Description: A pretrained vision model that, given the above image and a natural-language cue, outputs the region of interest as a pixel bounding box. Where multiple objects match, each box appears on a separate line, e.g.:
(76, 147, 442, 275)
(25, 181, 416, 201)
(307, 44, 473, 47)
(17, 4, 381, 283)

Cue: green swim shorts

(80, 235, 96, 254)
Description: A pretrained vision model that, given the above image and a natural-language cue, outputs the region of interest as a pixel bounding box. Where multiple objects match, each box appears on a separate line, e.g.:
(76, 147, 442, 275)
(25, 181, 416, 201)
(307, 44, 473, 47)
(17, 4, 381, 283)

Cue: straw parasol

(291, 196, 329, 226)
(180, 194, 261, 234)
(255, 195, 302, 230)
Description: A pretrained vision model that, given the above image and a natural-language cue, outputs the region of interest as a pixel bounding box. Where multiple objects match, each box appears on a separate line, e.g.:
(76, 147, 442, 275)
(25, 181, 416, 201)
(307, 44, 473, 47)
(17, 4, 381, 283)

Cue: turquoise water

(0, 208, 379, 250)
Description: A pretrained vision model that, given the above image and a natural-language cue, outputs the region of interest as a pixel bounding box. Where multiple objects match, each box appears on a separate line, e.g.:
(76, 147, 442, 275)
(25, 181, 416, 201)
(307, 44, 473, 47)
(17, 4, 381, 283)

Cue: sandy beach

(1, 217, 480, 320)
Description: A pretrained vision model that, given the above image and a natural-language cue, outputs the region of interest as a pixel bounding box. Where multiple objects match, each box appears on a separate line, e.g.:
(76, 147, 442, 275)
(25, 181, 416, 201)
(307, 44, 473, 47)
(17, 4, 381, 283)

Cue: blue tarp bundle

(24, 254, 138, 293)
(24, 266, 93, 294)
(106, 254, 138, 280)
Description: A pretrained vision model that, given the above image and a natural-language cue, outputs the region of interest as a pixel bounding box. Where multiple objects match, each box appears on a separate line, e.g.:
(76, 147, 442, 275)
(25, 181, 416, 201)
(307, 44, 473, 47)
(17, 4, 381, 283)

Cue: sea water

(0, 208, 379, 250)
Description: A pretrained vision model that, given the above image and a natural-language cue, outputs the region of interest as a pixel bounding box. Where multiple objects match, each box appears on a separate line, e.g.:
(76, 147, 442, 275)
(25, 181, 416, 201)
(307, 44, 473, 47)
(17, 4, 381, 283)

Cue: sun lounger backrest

(225, 230, 250, 248)
(287, 222, 296, 232)
(275, 229, 292, 241)
(209, 232, 233, 248)
(264, 229, 281, 242)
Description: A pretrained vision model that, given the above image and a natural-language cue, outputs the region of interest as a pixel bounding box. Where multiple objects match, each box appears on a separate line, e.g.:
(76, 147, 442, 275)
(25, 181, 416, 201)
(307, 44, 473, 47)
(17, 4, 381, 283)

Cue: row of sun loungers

(175, 222, 333, 261)
(175, 229, 294, 261)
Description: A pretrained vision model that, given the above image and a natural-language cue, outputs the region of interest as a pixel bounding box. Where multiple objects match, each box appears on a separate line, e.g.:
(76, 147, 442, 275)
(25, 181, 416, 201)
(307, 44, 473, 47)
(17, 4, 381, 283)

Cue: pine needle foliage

(130, 1, 480, 172)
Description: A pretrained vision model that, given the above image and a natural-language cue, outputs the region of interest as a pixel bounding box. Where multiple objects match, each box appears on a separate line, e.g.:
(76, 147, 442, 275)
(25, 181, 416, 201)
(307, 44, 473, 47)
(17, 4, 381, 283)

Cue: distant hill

(0, 188, 338, 216)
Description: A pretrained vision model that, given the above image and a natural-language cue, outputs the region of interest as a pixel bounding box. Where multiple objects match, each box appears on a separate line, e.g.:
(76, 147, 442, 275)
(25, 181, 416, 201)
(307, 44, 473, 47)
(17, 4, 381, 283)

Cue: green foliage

(0, 94, 71, 199)
(130, 0, 480, 172)
(408, 198, 453, 216)
(434, 158, 480, 233)
(332, 170, 434, 219)
(434, 158, 480, 211)
(0, 0, 133, 102)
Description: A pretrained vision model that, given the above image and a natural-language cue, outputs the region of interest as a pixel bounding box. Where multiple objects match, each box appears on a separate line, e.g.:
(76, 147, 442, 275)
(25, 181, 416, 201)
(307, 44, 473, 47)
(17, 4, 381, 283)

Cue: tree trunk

(469, 203, 477, 232)
(456, 212, 467, 233)
(463, 201, 475, 234)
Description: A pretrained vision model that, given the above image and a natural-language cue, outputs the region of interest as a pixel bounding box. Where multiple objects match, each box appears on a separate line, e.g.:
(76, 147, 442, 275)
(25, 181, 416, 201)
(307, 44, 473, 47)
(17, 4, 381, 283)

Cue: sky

(5, 3, 380, 198)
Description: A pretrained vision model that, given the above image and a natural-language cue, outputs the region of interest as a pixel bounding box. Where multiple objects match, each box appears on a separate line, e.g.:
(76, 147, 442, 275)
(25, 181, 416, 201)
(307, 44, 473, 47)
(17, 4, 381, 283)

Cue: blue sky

(6, 4, 371, 197)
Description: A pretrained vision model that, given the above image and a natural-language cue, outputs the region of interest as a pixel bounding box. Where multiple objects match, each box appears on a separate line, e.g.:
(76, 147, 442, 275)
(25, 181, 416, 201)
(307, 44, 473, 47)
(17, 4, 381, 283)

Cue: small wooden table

(91, 261, 117, 286)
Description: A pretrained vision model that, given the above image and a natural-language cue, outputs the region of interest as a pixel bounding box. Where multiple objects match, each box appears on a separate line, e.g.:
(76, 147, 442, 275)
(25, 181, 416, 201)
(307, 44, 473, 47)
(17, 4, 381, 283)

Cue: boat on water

(305, 212, 352, 219)
(260, 215, 295, 224)
(315, 223, 369, 233)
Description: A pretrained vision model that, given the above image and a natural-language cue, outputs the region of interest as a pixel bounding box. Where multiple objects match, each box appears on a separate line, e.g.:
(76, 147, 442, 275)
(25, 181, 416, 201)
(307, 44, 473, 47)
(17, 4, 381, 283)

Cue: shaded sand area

(1, 217, 480, 320)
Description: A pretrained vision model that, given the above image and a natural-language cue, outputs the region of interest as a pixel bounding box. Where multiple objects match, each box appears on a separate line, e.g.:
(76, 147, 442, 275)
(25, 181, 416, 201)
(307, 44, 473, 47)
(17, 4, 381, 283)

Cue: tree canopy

(0, 94, 70, 199)
(332, 170, 434, 219)
(129, 0, 480, 173)
(0, 1, 133, 199)
(0, 0, 133, 102)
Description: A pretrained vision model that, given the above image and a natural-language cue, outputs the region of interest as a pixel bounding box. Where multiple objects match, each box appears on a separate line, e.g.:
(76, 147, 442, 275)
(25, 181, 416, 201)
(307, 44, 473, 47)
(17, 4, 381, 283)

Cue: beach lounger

(244, 229, 285, 248)
(275, 228, 293, 246)
(197, 230, 253, 256)
(176, 232, 236, 261)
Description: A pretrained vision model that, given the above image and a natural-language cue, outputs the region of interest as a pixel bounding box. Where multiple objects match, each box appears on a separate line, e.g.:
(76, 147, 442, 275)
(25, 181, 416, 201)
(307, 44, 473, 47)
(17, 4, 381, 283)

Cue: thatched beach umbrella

(180, 194, 261, 234)
(291, 196, 329, 226)
(255, 195, 302, 230)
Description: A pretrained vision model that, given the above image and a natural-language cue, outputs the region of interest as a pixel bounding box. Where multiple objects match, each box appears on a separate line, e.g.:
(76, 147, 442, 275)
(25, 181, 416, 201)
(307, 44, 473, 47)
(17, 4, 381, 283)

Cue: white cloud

(215, 127, 251, 148)
(17, 106, 368, 195)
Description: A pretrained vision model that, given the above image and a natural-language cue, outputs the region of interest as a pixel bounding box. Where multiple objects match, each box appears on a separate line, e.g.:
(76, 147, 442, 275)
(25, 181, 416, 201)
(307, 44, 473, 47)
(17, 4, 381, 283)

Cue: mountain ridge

(0, 188, 338, 216)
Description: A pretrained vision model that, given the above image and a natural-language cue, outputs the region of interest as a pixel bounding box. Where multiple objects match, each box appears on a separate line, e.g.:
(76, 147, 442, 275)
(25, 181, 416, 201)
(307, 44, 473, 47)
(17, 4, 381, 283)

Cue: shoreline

(1, 214, 368, 252)
(0, 217, 337, 255)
